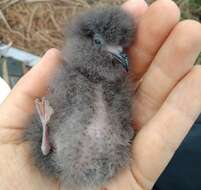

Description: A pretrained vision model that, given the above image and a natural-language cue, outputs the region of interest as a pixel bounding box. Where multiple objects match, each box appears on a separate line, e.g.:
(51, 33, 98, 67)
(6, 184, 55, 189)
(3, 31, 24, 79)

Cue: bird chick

(24, 6, 135, 190)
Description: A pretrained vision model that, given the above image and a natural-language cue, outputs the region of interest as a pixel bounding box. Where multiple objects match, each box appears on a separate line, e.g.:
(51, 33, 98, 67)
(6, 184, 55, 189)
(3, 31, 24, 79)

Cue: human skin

(0, 0, 201, 189)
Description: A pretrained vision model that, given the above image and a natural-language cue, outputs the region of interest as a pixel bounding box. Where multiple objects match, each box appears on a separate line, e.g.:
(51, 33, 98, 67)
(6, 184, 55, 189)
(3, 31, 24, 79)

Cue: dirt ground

(0, 0, 200, 58)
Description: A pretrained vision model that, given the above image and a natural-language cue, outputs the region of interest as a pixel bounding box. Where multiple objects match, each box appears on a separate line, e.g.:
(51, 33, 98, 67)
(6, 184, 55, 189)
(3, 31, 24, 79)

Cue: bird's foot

(35, 97, 54, 155)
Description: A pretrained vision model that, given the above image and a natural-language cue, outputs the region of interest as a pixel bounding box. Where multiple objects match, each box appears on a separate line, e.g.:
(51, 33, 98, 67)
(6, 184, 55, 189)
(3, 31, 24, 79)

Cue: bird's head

(64, 6, 135, 81)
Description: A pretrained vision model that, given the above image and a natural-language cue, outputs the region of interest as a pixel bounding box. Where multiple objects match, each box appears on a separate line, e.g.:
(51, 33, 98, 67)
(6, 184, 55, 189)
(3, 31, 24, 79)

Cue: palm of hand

(0, 1, 201, 190)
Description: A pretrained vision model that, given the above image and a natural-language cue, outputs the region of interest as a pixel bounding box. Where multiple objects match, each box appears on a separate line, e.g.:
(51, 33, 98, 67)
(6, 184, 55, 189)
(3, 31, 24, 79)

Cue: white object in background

(0, 77, 11, 104)
(0, 43, 41, 67)
(0, 42, 12, 57)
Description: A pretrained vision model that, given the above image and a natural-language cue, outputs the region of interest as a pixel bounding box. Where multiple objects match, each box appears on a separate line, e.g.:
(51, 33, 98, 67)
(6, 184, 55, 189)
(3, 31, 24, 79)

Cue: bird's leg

(35, 97, 54, 156)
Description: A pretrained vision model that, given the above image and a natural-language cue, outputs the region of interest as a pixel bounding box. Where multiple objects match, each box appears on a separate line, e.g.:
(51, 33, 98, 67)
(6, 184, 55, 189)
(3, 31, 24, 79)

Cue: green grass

(175, 0, 201, 21)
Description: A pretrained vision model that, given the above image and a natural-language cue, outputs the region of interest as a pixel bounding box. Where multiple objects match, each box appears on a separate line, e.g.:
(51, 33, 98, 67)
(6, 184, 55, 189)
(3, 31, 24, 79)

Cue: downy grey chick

(24, 6, 135, 190)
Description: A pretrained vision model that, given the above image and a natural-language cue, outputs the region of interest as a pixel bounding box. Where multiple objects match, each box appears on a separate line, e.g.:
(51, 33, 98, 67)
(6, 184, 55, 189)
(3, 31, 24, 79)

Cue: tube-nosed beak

(106, 46, 129, 72)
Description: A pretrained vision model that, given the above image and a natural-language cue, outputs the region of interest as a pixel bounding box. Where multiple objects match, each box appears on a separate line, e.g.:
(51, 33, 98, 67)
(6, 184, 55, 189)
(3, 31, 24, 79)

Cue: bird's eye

(94, 38, 102, 45)
(93, 34, 104, 48)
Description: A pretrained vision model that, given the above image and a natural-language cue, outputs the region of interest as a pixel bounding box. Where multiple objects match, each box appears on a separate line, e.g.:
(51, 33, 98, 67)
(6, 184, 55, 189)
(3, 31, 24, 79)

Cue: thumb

(0, 49, 62, 130)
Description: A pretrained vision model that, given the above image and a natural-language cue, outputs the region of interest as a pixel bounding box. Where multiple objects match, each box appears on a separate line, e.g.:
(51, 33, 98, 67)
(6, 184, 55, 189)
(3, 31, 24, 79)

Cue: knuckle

(158, 0, 180, 17)
(177, 20, 201, 38)
(152, 0, 180, 22)
(144, 0, 180, 48)
(173, 20, 201, 54)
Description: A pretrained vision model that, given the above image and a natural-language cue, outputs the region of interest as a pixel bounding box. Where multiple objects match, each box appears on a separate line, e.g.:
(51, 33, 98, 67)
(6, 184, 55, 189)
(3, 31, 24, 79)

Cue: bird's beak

(106, 46, 129, 72)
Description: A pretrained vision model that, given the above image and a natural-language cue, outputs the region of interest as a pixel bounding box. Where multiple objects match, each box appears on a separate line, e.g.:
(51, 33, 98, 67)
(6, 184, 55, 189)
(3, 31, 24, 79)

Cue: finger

(132, 66, 201, 189)
(122, 0, 148, 22)
(129, 0, 180, 81)
(134, 20, 201, 128)
(0, 49, 62, 129)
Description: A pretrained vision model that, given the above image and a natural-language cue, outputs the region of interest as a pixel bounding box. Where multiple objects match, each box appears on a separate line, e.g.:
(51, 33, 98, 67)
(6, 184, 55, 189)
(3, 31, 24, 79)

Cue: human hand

(0, 0, 201, 190)
(107, 0, 201, 190)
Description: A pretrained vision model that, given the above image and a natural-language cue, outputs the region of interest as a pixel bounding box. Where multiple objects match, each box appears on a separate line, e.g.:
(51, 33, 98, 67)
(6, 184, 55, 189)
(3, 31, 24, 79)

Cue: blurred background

(0, 0, 200, 87)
